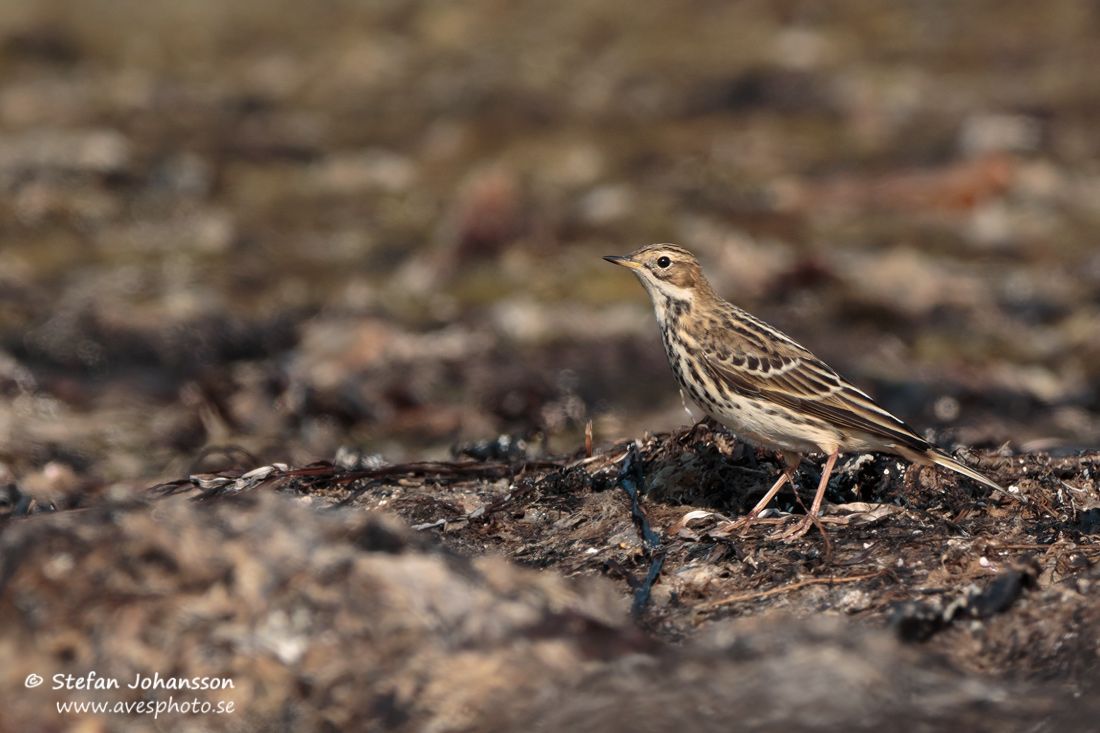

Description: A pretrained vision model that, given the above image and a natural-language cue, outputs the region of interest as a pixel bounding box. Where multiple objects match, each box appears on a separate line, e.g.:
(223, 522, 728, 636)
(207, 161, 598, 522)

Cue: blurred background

(1, 0, 1099, 490)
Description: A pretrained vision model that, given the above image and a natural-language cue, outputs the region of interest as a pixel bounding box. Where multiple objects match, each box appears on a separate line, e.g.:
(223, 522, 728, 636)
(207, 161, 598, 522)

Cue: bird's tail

(927, 449, 1008, 495)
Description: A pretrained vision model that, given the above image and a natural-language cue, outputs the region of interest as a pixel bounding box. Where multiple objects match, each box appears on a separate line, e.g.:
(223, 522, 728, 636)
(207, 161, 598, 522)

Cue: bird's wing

(699, 314, 931, 454)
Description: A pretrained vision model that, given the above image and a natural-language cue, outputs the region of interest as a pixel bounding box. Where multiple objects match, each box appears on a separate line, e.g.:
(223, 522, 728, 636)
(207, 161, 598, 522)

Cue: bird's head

(603, 243, 709, 302)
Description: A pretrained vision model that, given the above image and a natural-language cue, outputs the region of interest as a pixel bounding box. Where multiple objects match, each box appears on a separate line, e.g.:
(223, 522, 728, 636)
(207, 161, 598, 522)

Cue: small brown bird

(605, 243, 1005, 539)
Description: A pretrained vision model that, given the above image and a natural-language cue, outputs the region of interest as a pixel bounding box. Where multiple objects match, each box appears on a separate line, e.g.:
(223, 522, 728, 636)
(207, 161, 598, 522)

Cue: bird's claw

(768, 515, 815, 541)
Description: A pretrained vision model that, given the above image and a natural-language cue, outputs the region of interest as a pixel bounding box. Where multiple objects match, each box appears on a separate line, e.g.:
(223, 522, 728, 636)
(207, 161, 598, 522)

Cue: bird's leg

(718, 452, 800, 532)
(772, 449, 839, 541)
(747, 453, 800, 519)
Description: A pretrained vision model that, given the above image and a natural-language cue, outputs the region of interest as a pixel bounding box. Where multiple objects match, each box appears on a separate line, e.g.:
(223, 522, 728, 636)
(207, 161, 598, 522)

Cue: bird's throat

(657, 294, 692, 327)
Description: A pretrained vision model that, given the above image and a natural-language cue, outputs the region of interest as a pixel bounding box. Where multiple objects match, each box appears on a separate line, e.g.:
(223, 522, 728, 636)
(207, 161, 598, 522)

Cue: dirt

(3, 429, 1100, 731)
(331, 425, 1100, 683)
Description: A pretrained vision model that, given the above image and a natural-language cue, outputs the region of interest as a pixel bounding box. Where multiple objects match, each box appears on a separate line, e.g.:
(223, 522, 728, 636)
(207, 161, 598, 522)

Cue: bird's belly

(709, 396, 839, 454)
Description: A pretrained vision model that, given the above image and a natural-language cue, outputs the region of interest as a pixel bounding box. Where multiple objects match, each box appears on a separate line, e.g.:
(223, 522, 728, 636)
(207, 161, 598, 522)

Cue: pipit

(605, 243, 1006, 540)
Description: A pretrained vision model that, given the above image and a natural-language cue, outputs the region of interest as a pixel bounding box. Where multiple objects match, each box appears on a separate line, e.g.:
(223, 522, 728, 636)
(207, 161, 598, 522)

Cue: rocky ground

(2, 1, 1100, 730)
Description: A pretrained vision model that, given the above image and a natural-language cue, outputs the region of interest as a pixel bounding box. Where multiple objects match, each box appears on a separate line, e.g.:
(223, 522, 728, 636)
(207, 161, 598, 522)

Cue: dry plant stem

(695, 568, 890, 614)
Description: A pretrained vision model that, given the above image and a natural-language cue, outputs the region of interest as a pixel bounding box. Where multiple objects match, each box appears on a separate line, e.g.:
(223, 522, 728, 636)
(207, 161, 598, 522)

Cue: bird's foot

(710, 512, 786, 536)
(768, 515, 815, 541)
(767, 512, 846, 541)
(712, 509, 842, 539)
(710, 516, 749, 536)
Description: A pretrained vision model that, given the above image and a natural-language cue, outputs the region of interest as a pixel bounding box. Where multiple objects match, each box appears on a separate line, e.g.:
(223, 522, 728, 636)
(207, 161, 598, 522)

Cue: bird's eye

(656, 256, 671, 268)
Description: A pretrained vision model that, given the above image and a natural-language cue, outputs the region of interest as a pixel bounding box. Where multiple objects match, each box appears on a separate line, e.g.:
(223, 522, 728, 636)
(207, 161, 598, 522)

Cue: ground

(4, 426, 1099, 731)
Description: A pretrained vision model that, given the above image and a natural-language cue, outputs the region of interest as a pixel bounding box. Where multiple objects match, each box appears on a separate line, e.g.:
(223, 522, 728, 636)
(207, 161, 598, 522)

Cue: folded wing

(700, 323, 931, 455)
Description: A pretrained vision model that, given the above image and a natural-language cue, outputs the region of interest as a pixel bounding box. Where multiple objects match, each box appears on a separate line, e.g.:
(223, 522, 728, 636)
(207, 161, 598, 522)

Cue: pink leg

(745, 463, 796, 519)
(772, 449, 839, 541)
(717, 452, 800, 532)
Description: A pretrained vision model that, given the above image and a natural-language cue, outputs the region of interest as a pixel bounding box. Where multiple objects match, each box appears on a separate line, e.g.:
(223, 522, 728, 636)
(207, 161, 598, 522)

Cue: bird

(604, 243, 1007, 540)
